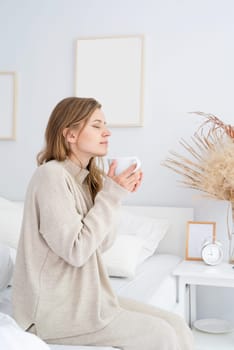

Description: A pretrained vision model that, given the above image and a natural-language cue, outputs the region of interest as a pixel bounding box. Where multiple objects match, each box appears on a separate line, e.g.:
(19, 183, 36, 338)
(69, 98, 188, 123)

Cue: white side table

(173, 260, 234, 327)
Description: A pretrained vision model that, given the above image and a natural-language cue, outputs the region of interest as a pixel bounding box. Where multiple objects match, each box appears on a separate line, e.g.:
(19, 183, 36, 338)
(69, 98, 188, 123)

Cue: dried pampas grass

(165, 112, 234, 263)
(164, 133, 234, 201)
(162, 112, 234, 240)
(162, 112, 234, 253)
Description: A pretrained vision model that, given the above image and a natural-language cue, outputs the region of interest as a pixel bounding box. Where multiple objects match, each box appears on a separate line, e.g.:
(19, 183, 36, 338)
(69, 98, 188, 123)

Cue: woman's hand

(107, 160, 143, 192)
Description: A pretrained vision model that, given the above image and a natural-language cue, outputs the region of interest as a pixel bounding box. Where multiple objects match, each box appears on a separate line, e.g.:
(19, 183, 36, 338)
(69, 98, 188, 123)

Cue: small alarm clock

(201, 241, 223, 265)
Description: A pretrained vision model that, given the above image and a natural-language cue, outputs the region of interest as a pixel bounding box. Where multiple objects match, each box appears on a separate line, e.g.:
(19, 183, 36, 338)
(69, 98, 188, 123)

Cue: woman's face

(68, 108, 111, 165)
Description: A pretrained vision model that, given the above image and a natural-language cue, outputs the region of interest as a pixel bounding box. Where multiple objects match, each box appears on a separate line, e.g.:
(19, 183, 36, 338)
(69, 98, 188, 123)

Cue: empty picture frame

(185, 221, 216, 261)
(75, 35, 144, 127)
(0, 71, 17, 140)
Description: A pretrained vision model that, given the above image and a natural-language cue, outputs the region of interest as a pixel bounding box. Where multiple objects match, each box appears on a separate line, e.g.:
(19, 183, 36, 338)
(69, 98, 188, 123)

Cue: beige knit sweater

(12, 159, 128, 339)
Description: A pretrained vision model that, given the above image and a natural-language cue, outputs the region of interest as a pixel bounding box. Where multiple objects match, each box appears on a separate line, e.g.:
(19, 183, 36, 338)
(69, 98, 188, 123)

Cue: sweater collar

(63, 158, 89, 183)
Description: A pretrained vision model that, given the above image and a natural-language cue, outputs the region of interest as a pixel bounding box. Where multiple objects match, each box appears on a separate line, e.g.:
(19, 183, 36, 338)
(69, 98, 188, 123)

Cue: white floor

(193, 329, 234, 350)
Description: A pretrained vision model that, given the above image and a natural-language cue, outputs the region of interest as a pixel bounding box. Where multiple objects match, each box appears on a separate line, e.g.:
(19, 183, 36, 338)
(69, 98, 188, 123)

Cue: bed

(0, 198, 193, 350)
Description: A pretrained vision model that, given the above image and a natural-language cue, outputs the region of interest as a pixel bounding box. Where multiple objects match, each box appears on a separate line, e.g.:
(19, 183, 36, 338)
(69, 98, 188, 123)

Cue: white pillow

(102, 235, 144, 278)
(0, 203, 23, 249)
(0, 244, 13, 291)
(117, 209, 170, 264)
(0, 312, 50, 350)
(0, 196, 17, 209)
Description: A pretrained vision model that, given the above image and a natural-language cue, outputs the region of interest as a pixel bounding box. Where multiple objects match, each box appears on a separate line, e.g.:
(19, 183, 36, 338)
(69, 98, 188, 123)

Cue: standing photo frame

(75, 35, 144, 127)
(0, 71, 17, 140)
(185, 221, 216, 261)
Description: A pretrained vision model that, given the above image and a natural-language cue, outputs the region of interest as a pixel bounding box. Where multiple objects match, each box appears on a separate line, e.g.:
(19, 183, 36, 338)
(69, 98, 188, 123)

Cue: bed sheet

(110, 253, 181, 308)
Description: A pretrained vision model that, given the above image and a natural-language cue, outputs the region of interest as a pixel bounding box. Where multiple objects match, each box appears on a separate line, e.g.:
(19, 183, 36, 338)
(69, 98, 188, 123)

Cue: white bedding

(0, 203, 193, 350)
(110, 254, 181, 310)
(0, 254, 181, 350)
(0, 312, 50, 350)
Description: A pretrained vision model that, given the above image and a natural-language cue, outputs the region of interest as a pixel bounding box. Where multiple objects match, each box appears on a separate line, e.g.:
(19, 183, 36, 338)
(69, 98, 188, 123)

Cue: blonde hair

(37, 97, 103, 201)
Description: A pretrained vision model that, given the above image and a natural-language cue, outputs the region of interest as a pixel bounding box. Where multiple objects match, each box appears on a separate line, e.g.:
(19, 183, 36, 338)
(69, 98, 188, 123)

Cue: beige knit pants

(44, 297, 194, 350)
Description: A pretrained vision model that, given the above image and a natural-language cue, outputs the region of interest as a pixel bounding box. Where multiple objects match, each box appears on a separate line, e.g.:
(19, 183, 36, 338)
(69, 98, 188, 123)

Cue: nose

(103, 127, 111, 137)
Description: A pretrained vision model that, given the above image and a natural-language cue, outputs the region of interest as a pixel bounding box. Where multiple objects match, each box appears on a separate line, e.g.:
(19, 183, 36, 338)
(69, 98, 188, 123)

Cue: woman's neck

(69, 153, 89, 169)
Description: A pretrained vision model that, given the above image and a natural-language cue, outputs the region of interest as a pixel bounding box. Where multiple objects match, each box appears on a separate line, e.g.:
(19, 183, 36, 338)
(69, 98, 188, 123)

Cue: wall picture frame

(0, 71, 17, 140)
(75, 35, 144, 127)
(185, 221, 216, 261)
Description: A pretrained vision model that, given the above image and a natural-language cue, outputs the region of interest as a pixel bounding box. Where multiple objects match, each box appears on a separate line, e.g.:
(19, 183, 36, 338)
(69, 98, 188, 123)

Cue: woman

(13, 97, 193, 350)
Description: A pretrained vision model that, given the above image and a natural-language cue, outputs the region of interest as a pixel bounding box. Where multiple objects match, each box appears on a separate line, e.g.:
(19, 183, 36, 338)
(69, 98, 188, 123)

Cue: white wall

(1, 0, 234, 320)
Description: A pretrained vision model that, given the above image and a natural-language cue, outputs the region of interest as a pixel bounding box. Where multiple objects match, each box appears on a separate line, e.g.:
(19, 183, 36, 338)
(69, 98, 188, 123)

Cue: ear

(62, 128, 78, 144)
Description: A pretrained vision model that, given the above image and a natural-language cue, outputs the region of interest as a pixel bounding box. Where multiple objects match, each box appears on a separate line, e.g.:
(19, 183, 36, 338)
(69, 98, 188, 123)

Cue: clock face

(201, 243, 223, 265)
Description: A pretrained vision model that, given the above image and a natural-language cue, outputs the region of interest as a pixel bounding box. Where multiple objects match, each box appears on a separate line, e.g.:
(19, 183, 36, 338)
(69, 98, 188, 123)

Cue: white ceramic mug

(107, 156, 141, 175)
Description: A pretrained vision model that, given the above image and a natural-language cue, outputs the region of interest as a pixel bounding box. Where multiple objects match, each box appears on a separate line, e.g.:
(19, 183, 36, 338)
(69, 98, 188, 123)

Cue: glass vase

(228, 203, 234, 263)
(229, 236, 234, 263)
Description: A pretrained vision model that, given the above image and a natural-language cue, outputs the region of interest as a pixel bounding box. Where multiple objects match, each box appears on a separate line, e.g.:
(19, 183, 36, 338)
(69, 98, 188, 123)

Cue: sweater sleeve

(98, 207, 122, 253)
(94, 176, 126, 253)
(35, 166, 128, 267)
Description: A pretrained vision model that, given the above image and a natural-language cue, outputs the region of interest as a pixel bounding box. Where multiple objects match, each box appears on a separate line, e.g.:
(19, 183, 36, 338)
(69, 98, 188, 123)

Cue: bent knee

(148, 320, 178, 350)
(166, 314, 194, 349)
